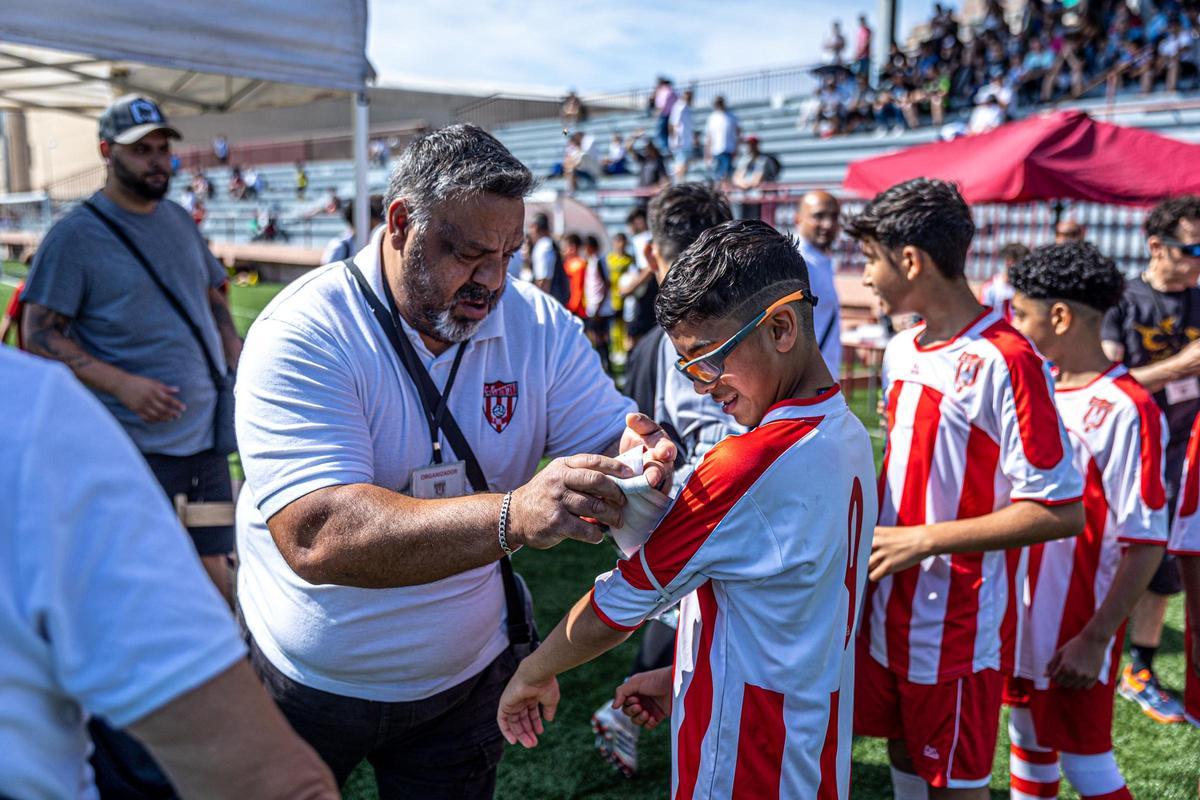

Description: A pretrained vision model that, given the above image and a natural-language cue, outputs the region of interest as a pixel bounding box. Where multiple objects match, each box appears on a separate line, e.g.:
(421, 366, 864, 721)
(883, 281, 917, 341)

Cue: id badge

(1165, 377, 1200, 405)
(409, 460, 469, 499)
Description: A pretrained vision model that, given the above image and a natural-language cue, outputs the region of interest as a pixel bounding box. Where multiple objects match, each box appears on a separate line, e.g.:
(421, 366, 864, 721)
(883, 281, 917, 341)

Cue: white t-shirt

(705, 110, 739, 156)
(235, 227, 634, 702)
(798, 238, 843, 378)
(531, 235, 557, 282)
(0, 349, 244, 800)
(669, 102, 694, 153)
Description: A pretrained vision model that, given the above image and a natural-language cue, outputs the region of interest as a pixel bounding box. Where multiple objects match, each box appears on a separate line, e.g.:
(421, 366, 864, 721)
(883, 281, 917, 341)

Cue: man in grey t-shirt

(22, 95, 242, 575)
(22, 91, 244, 799)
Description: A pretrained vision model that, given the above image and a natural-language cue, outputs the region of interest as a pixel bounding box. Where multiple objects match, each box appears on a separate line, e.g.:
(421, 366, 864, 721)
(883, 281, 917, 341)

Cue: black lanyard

(346, 257, 467, 465)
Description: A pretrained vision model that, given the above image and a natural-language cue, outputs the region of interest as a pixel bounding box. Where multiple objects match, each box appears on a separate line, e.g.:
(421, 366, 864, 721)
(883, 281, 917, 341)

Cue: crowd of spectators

(810, 1, 1200, 139)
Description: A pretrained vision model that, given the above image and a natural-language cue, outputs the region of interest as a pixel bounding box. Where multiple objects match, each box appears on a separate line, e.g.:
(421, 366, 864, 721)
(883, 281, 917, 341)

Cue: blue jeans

(713, 152, 734, 180)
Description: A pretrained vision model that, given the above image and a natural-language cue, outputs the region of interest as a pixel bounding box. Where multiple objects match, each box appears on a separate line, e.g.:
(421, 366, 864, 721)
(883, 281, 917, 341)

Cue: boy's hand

(613, 667, 673, 730)
(620, 413, 677, 491)
(497, 667, 560, 749)
(1047, 633, 1107, 689)
(868, 525, 932, 581)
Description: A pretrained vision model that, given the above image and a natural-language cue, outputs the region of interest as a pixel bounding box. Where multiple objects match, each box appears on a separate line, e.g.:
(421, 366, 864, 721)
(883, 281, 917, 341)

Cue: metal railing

(457, 62, 825, 131)
(173, 122, 429, 173)
(46, 164, 106, 201)
(452, 93, 570, 129)
(584, 62, 823, 115)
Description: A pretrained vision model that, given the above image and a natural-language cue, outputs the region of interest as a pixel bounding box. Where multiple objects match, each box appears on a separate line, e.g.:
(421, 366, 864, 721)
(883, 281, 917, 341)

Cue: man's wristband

(498, 491, 519, 556)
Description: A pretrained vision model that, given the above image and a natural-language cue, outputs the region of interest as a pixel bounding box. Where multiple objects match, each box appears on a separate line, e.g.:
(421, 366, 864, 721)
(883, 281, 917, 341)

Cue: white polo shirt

(798, 237, 842, 379)
(235, 227, 634, 702)
(0, 350, 244, 800)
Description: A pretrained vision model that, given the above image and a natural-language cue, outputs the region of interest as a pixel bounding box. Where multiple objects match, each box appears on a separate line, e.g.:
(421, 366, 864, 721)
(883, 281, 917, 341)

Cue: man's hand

(1047, 632, 1108, 690)
(497, 667, 560, 749)
(117, 375, 187, 422)
(613, 667, 673, 730)
(619, 413, 677, 491)
(868, 525, 931, 581)
(508, 454, 633, 549)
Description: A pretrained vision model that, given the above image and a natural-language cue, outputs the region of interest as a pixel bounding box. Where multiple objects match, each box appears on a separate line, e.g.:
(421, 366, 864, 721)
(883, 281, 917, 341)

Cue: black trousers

(248, 635, 517, 799)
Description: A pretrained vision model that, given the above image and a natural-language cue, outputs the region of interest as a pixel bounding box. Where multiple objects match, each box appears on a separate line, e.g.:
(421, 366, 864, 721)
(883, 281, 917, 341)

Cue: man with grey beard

(234, 124, 676, 797)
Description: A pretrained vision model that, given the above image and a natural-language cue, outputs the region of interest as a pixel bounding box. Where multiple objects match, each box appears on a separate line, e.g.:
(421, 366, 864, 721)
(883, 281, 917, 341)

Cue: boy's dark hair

(657, 219, 812, 332)
(844, 178, 976, 279)
(626, 207, 647, 225)
(584, 234, 601, 251)
(1009, 242, 1124, 313)
(999, 242, 1030, 264)
(532, 212, 551, 232)
(1144, 195, 1200, 240)
(648, 182, 733, 265)
(563, 232, 582, 248)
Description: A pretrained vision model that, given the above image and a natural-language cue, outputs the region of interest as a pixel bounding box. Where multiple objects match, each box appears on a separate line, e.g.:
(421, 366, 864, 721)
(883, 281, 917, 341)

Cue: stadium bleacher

(161, 89, 1200, 281)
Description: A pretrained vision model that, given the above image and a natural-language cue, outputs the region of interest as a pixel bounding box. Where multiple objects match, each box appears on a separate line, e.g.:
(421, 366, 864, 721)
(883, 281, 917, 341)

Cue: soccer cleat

(1118, 665, 1185, 724)
(591, 701, 641, 778)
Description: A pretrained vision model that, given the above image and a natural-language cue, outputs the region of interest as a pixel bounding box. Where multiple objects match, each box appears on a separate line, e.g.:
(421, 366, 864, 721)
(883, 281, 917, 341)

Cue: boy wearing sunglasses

(848, 179, 1084, 800)
(1100, 195, 1200, 723)
(497, 219, 877, 799)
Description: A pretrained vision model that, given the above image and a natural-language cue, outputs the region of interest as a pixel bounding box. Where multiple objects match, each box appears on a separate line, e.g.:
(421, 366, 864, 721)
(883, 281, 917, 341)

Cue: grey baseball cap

(98, 94, 181, 145)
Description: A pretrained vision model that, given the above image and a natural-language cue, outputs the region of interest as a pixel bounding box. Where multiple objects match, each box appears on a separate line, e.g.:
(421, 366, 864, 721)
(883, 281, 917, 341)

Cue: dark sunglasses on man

(1160, 238, 1200, 258)
(674, 288, 818, 385)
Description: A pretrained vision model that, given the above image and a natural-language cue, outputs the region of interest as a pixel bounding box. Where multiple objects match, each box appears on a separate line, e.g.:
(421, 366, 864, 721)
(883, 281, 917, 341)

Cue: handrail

(583, 61, 825, 113)
(45, 164, 106, 201)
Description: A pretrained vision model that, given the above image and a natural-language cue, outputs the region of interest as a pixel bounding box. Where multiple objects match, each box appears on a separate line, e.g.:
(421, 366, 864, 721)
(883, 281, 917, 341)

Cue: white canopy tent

(0, 0, 375, 245)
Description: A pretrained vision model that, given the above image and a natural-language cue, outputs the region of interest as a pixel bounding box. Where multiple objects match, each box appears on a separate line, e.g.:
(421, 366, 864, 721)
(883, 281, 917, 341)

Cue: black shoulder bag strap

(343, 257, 534, 649)
(81, 201, 231, 425)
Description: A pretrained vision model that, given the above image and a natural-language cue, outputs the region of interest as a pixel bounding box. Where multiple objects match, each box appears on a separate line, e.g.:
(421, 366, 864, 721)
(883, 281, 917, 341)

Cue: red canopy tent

(843, 109, 1200, 205)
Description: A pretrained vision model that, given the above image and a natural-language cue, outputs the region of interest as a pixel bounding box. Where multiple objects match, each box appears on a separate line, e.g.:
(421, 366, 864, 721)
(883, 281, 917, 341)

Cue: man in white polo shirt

(235, 124, 674, 797)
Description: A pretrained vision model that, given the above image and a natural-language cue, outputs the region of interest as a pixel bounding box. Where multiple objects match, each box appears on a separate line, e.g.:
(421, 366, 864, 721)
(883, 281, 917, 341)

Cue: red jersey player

(496, 220, 877, 799)
(1007, 243, 1167, 800)
(846, 179, 1085, 800)
(1169, 410, 1200, 731)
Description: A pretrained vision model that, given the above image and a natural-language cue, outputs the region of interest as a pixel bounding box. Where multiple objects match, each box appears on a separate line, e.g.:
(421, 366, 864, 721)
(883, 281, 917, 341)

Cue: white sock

(1060, 750, 1129, 799)
(890, 765, 929, 800)
(1008, 707, 1060, 800)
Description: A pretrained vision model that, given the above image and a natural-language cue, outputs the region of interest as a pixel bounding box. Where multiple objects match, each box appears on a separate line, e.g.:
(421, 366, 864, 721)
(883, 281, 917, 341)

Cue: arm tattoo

(24, 305, 94, 373)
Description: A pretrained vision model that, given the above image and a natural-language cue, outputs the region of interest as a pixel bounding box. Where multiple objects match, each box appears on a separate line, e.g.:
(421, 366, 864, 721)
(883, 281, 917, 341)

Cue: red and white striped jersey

(1170, 410, 1200, 557)
(1018, 364, 1168, 689)
(591, 387, 877, 800)
(979, 275, 1015, 321)
(863, 310, 1083, 685)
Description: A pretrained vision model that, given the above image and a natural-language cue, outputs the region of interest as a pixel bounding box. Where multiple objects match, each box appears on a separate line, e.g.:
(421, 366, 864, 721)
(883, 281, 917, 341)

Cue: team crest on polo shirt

(484, 381, 519, 433)
(1082, 396, 1115, 432)
(953, 352, 983, 392)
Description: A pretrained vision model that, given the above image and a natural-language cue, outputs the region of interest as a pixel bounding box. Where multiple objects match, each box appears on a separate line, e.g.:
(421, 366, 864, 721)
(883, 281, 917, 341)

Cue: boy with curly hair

(1007, 242, 1168, 800)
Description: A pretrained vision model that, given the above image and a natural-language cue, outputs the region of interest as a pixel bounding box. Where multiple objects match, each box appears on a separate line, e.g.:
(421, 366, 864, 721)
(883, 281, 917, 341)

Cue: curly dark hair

(648, 182, 733, 265)
(656, 219, 811, 331)
(844, 178, 975, 279)
(1008, 242, 1124, 313)
(1144, 195, 1200, 240)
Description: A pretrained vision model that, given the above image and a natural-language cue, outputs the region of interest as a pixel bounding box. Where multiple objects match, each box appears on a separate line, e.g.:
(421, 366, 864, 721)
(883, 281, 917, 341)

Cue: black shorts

(1148, 551, 1183, 596)
(142, 449, 235, 556)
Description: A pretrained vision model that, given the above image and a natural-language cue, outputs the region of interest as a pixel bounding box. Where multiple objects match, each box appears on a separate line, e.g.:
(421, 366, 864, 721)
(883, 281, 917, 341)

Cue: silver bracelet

(498, 491, 518, 556)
